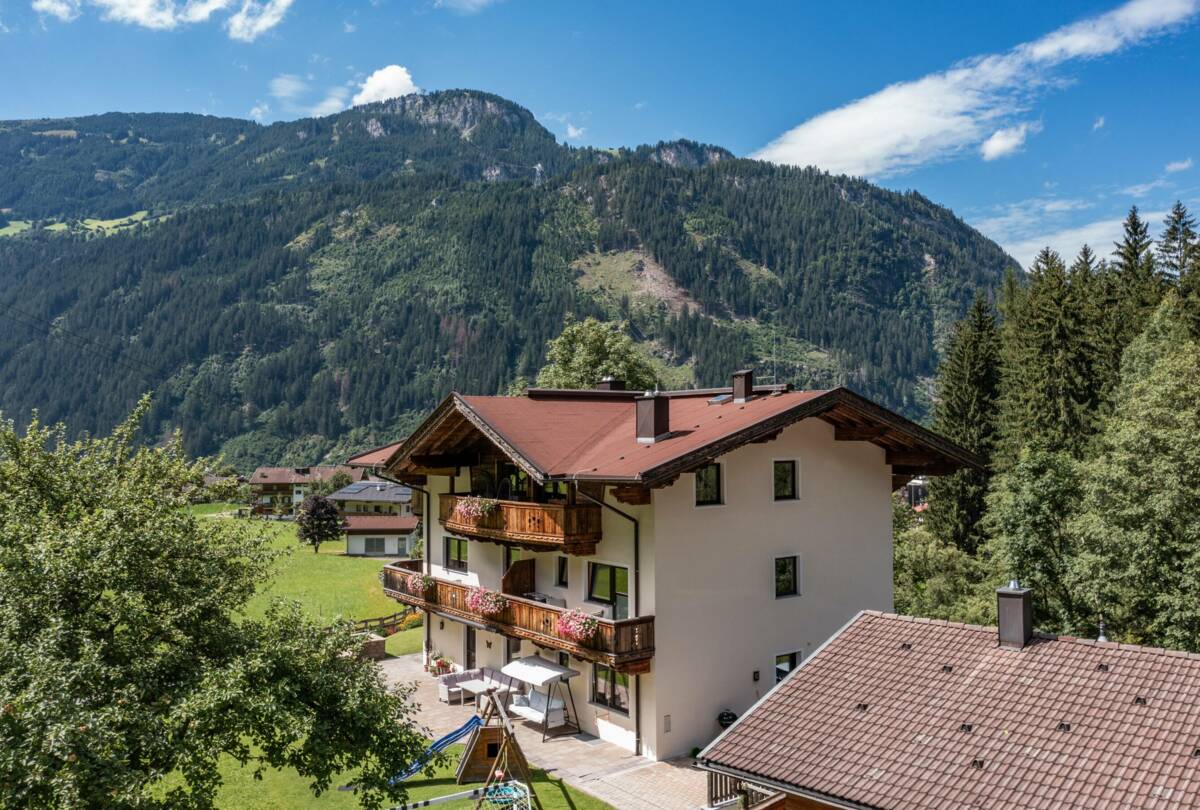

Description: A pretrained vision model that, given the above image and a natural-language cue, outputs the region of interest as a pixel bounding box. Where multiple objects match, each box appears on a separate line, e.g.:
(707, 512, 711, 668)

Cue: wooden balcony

(438, 495, 602, 555)
(381, 561, 654, 673)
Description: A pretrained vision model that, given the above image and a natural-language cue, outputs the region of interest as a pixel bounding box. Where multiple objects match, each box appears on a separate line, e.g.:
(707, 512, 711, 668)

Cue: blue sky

(2, 0, 1198, 267)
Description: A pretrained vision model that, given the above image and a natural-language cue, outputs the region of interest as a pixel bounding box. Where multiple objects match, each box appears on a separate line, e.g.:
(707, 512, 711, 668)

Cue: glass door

(465, 626, 477, 670)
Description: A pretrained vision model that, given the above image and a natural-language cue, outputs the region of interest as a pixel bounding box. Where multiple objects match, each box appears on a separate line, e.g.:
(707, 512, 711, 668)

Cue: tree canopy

(0, 402, 427, 808)
(296, 494, 345, 553)
(535, 316, 658, 391)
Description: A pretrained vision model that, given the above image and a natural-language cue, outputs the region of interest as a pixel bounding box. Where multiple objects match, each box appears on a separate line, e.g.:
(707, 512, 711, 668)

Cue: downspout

(576, 483, 643, 757)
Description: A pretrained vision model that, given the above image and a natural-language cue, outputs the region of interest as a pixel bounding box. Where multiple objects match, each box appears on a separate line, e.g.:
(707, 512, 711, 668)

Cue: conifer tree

(1158, 201, 1198, 279)
(926, 296, 1000, 553)
(1112, 206, 1164, 339)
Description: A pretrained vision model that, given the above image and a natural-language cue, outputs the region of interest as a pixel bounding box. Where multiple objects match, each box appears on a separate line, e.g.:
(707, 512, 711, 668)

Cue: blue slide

(388, 715, 483, 785)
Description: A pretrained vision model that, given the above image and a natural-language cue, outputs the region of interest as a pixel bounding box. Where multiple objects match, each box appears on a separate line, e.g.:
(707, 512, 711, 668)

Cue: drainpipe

(575, 483, 643, 757)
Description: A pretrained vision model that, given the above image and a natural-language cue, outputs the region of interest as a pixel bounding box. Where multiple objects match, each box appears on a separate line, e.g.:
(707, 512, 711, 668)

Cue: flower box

(556, 607, 599, 642)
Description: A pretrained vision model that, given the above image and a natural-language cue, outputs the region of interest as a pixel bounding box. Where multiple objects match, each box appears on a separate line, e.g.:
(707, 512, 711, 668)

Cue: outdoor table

(458, 679, 512, 710)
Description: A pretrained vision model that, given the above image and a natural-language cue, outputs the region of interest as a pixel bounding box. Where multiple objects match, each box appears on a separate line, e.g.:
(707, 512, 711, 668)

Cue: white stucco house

(374, 371, 979, 761)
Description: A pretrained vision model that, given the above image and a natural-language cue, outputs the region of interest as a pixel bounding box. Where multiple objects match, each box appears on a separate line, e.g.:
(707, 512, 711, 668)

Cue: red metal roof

(342, 515, 419, 534)
(701, 611, 1200, 809)
(347, 441, 406, 468)
(389, 386, 981, 486)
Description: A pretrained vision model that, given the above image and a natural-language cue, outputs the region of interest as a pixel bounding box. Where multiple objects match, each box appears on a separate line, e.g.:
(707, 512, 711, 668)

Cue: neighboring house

(347, 440, 406, 475)
(248, 465, 367, 515)
(699, 586, 1200, 809)
(343, 514, 420, 557)
(376, 370, 978, 761)
(329, 480, 414, 517)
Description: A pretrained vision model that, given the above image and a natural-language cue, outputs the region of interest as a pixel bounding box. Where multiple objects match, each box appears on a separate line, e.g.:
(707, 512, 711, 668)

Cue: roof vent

(900, 642, 913, 651)
(1096, 663, 1109, 673)
(997, 582, 1033, 650)
(1057, 722, 1072, 732)
(1193, 747, 1200, 758)
(707, 393, 732, 406)
(971, 758, 985, 770)
(1134, 696, 1147, 706)
(960, 723, 973, 733)
(596, 376, 625, 391)
(635, 392, 670, 444)
(942, 664, 954, 673)
(855, 702, 869, 712)
(732, 369, 754, 403)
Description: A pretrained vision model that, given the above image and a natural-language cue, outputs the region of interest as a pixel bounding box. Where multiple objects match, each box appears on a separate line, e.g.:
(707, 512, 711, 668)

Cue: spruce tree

(926, 296, 1000, 553)
(1158, 201, 1198, 280)
(1112, 206, 1164, 341)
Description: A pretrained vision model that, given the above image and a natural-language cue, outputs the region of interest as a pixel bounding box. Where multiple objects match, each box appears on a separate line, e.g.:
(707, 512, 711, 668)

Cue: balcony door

(588, 562, 630, 620)
(465, 626, 477, 670)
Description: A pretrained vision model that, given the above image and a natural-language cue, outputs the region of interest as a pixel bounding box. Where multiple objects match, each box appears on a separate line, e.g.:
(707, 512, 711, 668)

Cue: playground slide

(388, 715, 484, 785)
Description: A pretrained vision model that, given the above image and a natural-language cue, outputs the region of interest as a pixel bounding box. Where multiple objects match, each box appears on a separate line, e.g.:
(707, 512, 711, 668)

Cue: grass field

(0, 219, 31, 236)
(184, 504, 608, 808)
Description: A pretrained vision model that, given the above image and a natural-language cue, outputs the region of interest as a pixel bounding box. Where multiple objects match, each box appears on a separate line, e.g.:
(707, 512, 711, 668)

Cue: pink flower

(465, 587, 509, 616)
(556, 607, 599, 642)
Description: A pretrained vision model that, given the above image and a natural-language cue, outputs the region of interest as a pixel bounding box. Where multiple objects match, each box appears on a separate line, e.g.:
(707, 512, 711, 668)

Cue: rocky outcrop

(645, 139, 733, 169)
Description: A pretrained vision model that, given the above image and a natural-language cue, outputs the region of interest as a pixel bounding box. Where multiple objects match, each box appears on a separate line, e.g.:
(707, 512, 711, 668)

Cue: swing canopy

(500, 655, 579, 687)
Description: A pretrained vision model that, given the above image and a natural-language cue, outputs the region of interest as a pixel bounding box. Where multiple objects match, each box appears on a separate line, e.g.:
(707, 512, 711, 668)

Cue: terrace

(438, 494, 603, 555)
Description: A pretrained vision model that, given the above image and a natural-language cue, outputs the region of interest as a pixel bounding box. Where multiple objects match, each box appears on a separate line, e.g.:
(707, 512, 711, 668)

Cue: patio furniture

(437, 666, 521, 705)
(501, 655, 581, 741)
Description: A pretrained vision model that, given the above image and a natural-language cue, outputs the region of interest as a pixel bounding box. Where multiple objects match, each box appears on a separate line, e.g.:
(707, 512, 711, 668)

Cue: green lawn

(184, 505, 610, 808)
(192, 744, 610, 810)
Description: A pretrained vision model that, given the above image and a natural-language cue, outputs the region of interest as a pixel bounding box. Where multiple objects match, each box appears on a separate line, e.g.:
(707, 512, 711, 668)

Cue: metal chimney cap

(1008, 580, 1020, 589)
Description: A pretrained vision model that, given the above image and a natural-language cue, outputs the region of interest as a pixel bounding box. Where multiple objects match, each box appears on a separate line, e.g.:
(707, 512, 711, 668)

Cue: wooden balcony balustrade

(381, 562, 654, 673)
(438, 495, 602, 555)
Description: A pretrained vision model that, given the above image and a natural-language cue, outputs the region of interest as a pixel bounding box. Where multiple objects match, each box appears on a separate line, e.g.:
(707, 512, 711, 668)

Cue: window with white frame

(591, 663, 630, 714)
(694, 463, 722, 506)
(773, 459, 798, 501)
(444, 536, 468, 572)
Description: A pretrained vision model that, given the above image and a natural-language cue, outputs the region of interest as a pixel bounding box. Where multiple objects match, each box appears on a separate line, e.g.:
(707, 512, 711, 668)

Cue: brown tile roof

(390, 386, 981, 486)
(342, 515, 419, 534)
(347, 441, 405, 468)
(249, 465, 358, 485)
(701, 612, 1200, 810)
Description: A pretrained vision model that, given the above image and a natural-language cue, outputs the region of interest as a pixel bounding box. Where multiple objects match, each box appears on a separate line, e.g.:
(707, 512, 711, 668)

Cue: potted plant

(465, 587, 509, 617)
(556, 607, 599, 643)
(405, 572, 436, 598)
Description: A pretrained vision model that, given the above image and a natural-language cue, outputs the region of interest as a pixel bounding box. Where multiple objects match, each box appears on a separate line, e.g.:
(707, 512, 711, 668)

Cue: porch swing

(500, 655, 581, 742)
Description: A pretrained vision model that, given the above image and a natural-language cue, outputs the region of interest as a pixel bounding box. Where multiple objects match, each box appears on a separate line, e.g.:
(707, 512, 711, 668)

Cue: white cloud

(1165, 157, 1193, 172)
(307, 88, 348, 117)
(632, 100, 647, 111)
(269, 73, 307, 100)
(1093, 115, 1106, 129)
(1122, 177, 1169, 197)
(248, 101, 269, 121)
(980, 121, 1041, 160)
(226, 0, 292, 41)
(434, 0, 499, 13)
(342, 19, 355, 32)
(32, 0, 81, 20)
(351, 64, 420, 106)
(28, 0, 291, 39)
(565, 123, 586, 140)
(753, 0, 1198, 177)
(1002, 209, 1167, 269)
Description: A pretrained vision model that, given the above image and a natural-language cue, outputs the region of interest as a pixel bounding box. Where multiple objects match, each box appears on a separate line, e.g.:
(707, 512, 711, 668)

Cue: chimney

(997, 581, 1033, 649)
(732, 369, 754, 403)
(636, 392, 670, 444)
(596, 376, 626, 391)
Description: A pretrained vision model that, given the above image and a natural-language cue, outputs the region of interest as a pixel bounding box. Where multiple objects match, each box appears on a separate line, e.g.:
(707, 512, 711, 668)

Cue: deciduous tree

(296, 493, 345, 553)
(0, 402, 427, 808)
(535, 316, 658, 391)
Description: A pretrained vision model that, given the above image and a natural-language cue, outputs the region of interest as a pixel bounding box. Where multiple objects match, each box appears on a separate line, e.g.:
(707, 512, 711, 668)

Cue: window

(557, 652, 570, 670)
(775, 652, 800, 683)
(506, 637, 522, 663)
(588, 563, 629, 620)
(555, 556, 569, 588)
(591, 663, 630, 714)
(773, 460, 798, 501)
(775, 555, 799, 598)
(465, 626, 477, 669)
(694, 463, 722, 506)
(445, 536, 469, 572)
(364, 537, 386, 554)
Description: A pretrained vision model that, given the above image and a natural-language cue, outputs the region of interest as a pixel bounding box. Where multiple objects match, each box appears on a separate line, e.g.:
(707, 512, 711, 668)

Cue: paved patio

(379, 654, 709, 810)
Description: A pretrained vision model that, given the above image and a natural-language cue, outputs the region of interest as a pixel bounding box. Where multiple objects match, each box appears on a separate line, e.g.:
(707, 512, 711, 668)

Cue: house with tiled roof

(699, 585, 1200, 809)
(377, 370, 980, 761)
(248, 465, 368, 515)
(329, 480, 419, 556)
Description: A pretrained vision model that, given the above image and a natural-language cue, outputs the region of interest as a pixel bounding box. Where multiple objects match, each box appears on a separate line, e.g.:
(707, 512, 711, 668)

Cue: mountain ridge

(0, 89, 1018, 470)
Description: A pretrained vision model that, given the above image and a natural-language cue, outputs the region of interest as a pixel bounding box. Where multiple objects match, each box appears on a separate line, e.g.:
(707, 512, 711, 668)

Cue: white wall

(345, 534, 408, 556)
(647, 417, 892, 759)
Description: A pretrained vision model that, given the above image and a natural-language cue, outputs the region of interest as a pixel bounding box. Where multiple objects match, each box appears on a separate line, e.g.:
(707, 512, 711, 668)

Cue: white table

(458, 678, 512, 710)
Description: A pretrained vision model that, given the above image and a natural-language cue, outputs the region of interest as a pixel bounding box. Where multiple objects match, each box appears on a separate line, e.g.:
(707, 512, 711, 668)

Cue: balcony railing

(438, 495, 602, 555)
(381, 561, 654, 672)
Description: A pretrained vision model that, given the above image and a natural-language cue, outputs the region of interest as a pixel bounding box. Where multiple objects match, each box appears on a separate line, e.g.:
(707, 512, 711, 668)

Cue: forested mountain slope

(0, 90, 1017, 470)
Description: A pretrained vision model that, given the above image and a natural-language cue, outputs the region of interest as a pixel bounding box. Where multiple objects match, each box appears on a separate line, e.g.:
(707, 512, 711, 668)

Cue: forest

(897, 202, 1200, 651)
(0, 90, 1015, 470)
